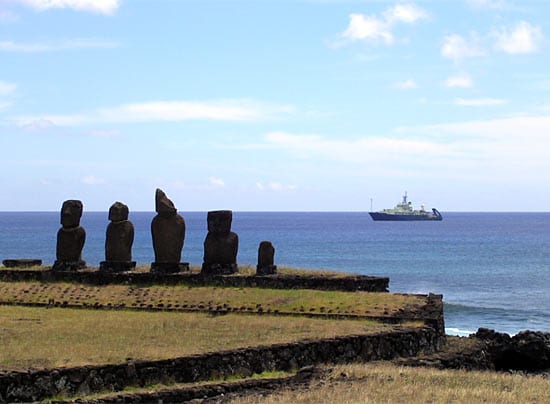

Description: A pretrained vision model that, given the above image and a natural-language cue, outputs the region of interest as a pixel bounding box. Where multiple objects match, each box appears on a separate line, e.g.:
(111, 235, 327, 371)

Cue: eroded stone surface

(100, 202, 136, 272)
(105, 202, 134, 261)
(256, 241, 277, 275)
(151, 189, 187, 273)
(202, 210, 239, 275)
(53, 200, 86, 271)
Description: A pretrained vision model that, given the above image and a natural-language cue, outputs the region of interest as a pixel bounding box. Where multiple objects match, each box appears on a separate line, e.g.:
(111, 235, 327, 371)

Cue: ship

(369, 192, 442, 221)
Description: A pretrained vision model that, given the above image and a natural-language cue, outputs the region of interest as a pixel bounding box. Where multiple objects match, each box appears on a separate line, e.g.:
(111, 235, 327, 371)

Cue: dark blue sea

(1, 211, 549, 336)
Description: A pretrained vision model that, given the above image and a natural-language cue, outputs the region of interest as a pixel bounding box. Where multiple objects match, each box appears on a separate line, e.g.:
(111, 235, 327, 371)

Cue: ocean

(0, 211, 549, 336)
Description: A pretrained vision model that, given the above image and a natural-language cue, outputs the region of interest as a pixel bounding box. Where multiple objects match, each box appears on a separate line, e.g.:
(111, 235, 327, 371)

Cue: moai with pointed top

(256, 241, 277, 275)
(201, 210, 239, 275)
(52, 200, 86, 271)
(150, 189, 189, 273)
(100, 201, 136, 272)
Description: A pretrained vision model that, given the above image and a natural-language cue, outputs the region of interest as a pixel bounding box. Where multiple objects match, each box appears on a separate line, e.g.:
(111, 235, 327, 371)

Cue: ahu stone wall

(0, 327, 442, 403)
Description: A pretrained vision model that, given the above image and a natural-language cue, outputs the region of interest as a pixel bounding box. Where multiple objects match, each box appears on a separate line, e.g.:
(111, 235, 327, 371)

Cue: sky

(1, 0, 550, 212)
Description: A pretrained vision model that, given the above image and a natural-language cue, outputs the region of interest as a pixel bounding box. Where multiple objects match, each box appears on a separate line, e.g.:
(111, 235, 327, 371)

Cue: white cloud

(392, 79, 418, 90)
(444, 73, 473, 88)
(441, 34, 485, 62)
(0, 81, 17, 96)
(258, 116, 550, 185)
(20, 118, 56, 131)
(256, 182, 297, 192)
(209, 177, 225, 187)
(339, 3, 428, 46)
(384, 3, 428, 24)
(494, 21, 543, 54)
(16, 0, 120, 15)
(82, 175, 106, 185)
(262, 131, 448, 166)
(341, 13, 393, 44)
(441, 21, 542, 63)
(0, 38, 119, 52)
(419, 116, 550, 139)
(455, 97, 509, 106)
(14, 99, 290, 126)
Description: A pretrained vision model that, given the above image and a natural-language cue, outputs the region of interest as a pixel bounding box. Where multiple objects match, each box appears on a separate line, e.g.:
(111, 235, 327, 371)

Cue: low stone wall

(0, 269, 389, 292)
(72, 367, 318, 404)
(0, 327, 442, 402)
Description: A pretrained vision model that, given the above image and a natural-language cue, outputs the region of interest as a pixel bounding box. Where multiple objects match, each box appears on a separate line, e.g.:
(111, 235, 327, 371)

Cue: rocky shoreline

(397, 328, 550, 374)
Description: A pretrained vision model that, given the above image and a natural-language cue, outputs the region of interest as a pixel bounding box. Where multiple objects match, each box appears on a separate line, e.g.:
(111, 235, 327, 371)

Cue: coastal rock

(150, 189, 188, 273)
(256, 241, 277, 275)
(474, 328, 550, 371)
(52, 200, 86, 271)
(100, 202, 136, 272)
(201, 210, 239, 275)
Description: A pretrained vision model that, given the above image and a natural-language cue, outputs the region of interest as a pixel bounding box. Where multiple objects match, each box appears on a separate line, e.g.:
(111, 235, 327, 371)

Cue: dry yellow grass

(0, 281, 425, 318)
(0, 305, 397, 371)
(230, 362, 550, 404)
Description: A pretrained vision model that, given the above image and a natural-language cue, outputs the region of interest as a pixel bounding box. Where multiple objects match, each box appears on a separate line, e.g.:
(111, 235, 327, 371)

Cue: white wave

(446, 327, 475, 336)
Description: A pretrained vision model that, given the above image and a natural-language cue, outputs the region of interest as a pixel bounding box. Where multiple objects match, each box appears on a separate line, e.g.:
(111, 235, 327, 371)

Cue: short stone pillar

(256, 241, 277, 275)
(100, 202, 136, 272)
(52, 200, 86, 271)
(150, 189, 189, 273)
(201, 210, 239, 275)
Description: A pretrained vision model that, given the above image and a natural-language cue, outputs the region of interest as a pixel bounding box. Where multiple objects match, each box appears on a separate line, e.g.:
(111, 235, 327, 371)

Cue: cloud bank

(15, 100, 294, 127)
(15, 0, 120, 15)
(340, 3, 428, 45)
(0, 39, 119, 52)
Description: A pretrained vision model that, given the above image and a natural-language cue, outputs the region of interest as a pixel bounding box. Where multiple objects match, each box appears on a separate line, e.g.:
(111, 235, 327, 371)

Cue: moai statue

(256, 241, 277, 275)
(99, 202, 136, 272)
(150, 189, 188, 273)
(201, 210, 239, 275)
(52, 200, 86, 271)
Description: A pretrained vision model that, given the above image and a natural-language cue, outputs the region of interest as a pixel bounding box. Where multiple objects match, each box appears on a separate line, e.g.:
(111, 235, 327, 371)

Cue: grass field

(0, 305, 406, 371)
(230, 362, 550, 404)
(1, 273, 546, 403)
(0, 281, 425, 318)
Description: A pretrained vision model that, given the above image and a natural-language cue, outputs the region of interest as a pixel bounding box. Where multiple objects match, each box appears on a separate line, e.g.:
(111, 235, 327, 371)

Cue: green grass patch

(0, 281, 426, 318)
(0, 305, 399, 371)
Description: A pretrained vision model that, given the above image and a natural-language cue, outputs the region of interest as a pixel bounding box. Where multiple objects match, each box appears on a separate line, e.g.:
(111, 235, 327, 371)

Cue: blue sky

(1, 0, 549, 212)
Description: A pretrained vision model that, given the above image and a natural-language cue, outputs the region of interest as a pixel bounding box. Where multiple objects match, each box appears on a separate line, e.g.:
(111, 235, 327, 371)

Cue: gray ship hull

(369, 209, 442, 221)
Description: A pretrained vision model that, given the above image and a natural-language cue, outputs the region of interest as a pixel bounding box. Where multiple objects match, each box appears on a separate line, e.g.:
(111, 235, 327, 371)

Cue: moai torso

(256, 240, 277, 275)
(105, 202, 134, 262)
(203, 210, 238, 266)
(151, 189, 186, 263)
(55, 200, 86, 269)
(257, 241, 275, 268)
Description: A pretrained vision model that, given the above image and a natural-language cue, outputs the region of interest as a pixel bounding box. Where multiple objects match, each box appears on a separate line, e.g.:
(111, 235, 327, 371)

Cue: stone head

(207, 210, 232, 235)
(109, 201, 129, 222)
(155, 188, 177, 217)
(60, 200, 83, 228)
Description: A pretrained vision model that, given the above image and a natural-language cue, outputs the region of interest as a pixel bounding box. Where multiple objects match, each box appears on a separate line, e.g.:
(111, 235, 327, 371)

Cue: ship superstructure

(369, 192, 442, 221)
